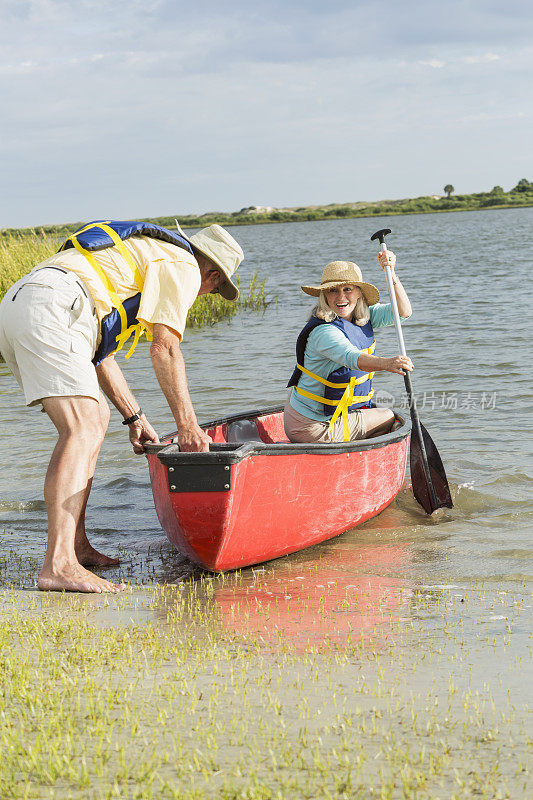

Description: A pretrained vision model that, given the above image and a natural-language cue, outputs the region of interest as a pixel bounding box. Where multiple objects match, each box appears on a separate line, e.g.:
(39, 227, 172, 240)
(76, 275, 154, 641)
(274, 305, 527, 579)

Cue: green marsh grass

(0, 232, 269, 325)
(187, 273, 268, 328)
(0, 572, 531, 800)
(0, 231, 55, 299)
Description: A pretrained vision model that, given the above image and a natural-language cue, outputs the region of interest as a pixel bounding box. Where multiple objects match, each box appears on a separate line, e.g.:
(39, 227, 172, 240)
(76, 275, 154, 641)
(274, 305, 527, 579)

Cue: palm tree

(444, 185, 454, 198)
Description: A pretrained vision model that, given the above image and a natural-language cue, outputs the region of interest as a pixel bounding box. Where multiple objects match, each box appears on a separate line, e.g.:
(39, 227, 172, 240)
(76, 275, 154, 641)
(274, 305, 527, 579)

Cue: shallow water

(1, 207, 532, 611)
(2, 578, 530, 799)
(1, 208, 532, 797)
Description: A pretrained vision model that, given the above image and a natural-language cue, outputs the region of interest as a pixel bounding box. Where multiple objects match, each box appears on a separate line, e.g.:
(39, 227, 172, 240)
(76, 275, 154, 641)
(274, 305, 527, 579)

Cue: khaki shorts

(0, 267, 99, 406)
(284, 398, 367, 443)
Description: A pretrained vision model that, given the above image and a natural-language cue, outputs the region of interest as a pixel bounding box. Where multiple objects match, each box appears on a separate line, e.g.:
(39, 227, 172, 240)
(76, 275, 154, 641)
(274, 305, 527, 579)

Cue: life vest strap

(294, 386, 373, 406)
(294, 383, 374, 443)
(328, 378, 374, 441)
(294, 348, 375, 442)
(296, 362, 374, 388)
(69, 234, 128, 346)
(115, 323, 153, 360)
(94, 222, 144, 293)
(65, 222, 147, 359)
(64, 220, 112, 241)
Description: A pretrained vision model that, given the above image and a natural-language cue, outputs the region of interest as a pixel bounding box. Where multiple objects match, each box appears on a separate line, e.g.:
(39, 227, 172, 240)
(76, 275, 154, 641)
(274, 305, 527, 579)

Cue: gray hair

(311, 288, 370, 326)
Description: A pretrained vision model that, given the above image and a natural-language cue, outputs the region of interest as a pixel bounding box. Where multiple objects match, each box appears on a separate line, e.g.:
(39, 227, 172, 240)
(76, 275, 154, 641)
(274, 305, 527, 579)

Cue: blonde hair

(312, 287, 370, 326)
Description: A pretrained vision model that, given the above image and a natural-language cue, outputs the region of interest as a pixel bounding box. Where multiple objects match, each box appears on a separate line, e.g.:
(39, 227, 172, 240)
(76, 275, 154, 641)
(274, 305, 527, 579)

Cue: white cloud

(462, 53, 500, 64)
(0, 59, 39, 74)
(418, 59, 445, 68)
(0, 1, 531, 226)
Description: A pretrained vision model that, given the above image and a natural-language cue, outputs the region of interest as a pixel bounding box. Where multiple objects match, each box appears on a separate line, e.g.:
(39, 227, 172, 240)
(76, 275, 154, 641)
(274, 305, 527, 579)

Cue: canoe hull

(146, 406, 409, 571)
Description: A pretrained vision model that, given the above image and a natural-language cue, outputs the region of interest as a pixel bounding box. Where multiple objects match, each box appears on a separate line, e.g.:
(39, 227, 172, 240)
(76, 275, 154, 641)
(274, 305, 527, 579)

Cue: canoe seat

(226, 418, 264, 444)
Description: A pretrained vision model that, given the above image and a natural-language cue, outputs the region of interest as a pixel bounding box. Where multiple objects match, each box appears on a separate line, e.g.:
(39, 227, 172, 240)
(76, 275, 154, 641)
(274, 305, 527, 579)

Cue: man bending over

(0, 220, 244, 593)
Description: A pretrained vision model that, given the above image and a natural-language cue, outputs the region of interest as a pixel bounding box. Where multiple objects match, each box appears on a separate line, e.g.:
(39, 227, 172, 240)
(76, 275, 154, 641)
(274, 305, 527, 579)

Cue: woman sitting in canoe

(285, 250, 413, 443)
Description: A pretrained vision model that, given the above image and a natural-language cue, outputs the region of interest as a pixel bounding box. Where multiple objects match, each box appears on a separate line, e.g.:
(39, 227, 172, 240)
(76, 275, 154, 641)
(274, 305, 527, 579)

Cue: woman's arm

(310, 325, 413, 375)
(357, 353, 413, 376)
(377, 249, 412, 319)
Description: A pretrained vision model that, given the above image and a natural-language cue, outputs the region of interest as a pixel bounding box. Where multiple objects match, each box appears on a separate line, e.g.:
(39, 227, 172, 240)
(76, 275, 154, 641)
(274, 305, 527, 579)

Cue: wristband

(122, 408, 143, 426)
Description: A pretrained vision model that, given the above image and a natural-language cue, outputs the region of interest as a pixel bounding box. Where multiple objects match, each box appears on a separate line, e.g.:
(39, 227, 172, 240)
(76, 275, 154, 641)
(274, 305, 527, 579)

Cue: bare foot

(38, 562, 126, 593)
(75, 543, 120, 569)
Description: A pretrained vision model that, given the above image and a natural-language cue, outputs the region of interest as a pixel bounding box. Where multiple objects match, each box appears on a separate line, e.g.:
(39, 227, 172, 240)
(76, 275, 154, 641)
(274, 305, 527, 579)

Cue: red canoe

(145, 405, 410, 572)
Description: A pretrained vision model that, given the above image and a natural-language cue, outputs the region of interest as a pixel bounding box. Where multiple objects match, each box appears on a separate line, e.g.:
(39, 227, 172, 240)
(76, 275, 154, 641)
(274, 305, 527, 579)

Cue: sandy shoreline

(1, 570, 531, 799)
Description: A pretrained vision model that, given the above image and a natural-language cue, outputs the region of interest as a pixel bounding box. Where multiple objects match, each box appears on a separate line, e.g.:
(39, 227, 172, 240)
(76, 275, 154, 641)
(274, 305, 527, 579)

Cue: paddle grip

(372, 231, 408, 358)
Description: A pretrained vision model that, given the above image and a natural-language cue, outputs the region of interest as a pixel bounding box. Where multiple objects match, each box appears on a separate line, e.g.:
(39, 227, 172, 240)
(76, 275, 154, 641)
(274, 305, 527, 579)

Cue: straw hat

(175, 220, 244, 301)
(301, 261, 380, 305)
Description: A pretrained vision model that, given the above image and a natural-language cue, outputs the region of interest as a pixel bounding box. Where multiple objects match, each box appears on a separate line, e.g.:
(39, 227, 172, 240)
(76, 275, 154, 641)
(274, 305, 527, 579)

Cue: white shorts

(0, 266, 99, 407)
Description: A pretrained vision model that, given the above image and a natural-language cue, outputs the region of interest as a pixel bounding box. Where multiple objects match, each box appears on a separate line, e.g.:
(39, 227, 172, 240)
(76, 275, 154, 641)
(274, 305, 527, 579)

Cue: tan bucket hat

(301, 260, 380, 305)
(175, 220, 244, 301)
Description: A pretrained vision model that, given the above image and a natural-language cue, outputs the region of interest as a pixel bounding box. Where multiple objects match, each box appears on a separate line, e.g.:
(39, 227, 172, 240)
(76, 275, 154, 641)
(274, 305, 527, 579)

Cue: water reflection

(1, 210, 532, 593)
(155, 541, 413, 651)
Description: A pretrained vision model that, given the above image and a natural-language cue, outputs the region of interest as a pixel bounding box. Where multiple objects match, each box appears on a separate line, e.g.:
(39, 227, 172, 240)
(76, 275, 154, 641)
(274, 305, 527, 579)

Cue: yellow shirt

(35, 236, 200, 345)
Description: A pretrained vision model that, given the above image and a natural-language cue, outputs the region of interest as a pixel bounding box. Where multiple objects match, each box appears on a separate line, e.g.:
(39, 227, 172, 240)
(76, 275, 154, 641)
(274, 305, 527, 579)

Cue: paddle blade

(410, 422, 453, 514)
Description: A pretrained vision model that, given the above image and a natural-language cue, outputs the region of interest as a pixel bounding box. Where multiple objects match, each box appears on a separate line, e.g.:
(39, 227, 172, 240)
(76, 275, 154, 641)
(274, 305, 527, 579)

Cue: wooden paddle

(371, 228, 453, 514)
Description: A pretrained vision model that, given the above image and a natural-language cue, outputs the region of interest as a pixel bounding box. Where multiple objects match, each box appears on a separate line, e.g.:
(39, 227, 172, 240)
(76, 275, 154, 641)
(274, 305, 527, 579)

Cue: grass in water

(0, 232, 269, 323)
(0, 577, 531, 800)
(187, 273, 268, 327)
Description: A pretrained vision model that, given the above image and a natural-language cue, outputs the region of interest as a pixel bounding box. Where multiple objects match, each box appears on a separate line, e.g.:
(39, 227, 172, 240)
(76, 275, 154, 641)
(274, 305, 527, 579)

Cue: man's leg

(38, 395, 125, 593)
(71, 393, 119, 568)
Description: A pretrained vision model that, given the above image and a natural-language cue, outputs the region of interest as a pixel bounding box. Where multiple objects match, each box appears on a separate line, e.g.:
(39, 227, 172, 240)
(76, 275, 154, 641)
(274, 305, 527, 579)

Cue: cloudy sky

(1, 0, 531, 227)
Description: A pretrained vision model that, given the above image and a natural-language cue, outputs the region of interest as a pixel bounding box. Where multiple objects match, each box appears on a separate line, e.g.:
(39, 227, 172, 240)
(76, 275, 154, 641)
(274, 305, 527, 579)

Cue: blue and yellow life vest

(287, 317, 375, 441)
(59, 220, 194, 365)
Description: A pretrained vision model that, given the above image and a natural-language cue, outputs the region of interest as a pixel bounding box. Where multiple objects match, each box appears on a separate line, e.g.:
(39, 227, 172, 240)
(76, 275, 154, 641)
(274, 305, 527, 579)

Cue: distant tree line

(2, 180, 532, 238)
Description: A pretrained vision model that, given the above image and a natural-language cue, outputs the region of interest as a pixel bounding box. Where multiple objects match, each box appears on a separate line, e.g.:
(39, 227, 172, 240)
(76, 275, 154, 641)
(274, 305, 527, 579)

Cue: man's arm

(150, 323, 211, 453)
(96, 355, 159, 454)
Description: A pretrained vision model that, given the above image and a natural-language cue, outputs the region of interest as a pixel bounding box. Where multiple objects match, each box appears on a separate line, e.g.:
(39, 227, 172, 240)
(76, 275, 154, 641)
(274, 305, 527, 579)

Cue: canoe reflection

(213, 544, 412, 650)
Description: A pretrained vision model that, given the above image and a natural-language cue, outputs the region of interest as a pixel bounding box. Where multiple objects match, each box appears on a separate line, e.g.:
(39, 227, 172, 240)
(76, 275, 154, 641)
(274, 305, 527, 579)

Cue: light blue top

(289, 303, 410, 421)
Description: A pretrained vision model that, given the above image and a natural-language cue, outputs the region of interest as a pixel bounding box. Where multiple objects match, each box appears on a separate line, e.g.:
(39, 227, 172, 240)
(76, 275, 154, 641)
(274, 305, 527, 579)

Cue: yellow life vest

(62, 221, 151, 361)
(294, 341, 375, 441)
(287, 317, 376, 442)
